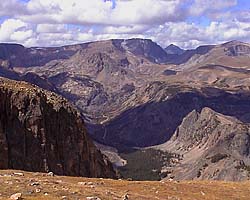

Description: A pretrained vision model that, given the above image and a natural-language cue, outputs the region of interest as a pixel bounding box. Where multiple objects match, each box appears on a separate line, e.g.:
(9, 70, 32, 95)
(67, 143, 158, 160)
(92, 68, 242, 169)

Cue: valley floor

(0, 170, 250, 200)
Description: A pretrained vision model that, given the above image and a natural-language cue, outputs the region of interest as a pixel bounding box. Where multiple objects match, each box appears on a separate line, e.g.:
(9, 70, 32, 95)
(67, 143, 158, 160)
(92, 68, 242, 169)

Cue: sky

(0, 0, 249, 49)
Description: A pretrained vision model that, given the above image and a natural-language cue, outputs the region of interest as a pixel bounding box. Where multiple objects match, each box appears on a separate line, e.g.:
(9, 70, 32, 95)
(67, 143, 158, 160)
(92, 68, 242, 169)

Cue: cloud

(102, 25, 151, 34)
(17, 0, 187, 25)
(36, 24, 66, 33)
(110, 0, 186, 25)
(236, 10, 250, 23)
(10, 29, 33, 41)
(0, 19, 33, 42)
(1, 18, 249, 49)
(206, 21, 250, 41)
(149, 19, 250, 48)
(24, 0, 113, 24)
(0, 0, 26, 17)
(0, 0, 249, 49)
(189, 0, 237, 16)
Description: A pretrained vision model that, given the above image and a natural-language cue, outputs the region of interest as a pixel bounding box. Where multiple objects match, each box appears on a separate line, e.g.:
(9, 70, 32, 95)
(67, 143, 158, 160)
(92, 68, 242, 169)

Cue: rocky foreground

(0, 170, 250, 200)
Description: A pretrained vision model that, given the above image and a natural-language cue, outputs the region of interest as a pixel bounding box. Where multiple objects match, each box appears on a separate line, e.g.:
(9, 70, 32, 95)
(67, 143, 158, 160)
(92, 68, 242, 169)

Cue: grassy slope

(0, 170, 250, 200)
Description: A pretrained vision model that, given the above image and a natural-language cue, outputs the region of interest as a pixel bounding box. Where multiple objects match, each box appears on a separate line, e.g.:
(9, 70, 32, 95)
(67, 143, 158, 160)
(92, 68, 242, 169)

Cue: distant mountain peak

(118, 38, 168, 63)
(165, 44, 185, 55)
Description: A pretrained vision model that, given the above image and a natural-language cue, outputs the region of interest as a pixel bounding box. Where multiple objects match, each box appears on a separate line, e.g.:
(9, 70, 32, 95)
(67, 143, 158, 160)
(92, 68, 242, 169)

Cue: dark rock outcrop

(0, 77, 116, 178)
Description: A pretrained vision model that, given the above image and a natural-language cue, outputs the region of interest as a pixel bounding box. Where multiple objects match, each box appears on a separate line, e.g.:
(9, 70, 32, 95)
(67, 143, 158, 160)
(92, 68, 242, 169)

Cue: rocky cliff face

(0, 77, 116, 178)
(159, 107, 250, 181)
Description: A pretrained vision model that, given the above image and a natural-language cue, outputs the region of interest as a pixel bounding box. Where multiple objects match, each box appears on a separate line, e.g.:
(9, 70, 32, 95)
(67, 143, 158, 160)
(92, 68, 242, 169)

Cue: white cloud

(209, 10, 250, 23)
(0, 0, 26, 17)
(10, 30, 33, 41)
(110, 0, 186, 25)
(0, 19, 32, 42)
(189, 0, 237, 16)
(36, 24, 66, 33)
(102, 25, 151, 34)
(149, 19, 250, 48)
(0, 0, 249, 49)
(19, 0, 187, 25)
(236, 10, 250, 23)
(205, 21, 250, 41)
(25, 0, 113, 24)
(1, 17, 249, 49)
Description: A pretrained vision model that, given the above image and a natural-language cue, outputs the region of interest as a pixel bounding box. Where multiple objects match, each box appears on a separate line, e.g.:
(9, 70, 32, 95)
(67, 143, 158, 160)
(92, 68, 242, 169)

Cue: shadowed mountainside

(88, 86, 250, 148)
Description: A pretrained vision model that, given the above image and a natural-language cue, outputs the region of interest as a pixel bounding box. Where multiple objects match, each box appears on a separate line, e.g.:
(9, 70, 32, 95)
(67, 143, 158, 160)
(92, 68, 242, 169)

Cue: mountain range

(0, 38, 250, 181)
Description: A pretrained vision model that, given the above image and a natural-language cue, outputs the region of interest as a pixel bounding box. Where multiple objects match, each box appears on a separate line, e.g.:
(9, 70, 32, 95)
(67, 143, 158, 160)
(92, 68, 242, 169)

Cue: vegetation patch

(197, 163, 209, 178)
(236, 163, 250, 174)
(118, 149, 173, 181)
(210, 153, 228, 163)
